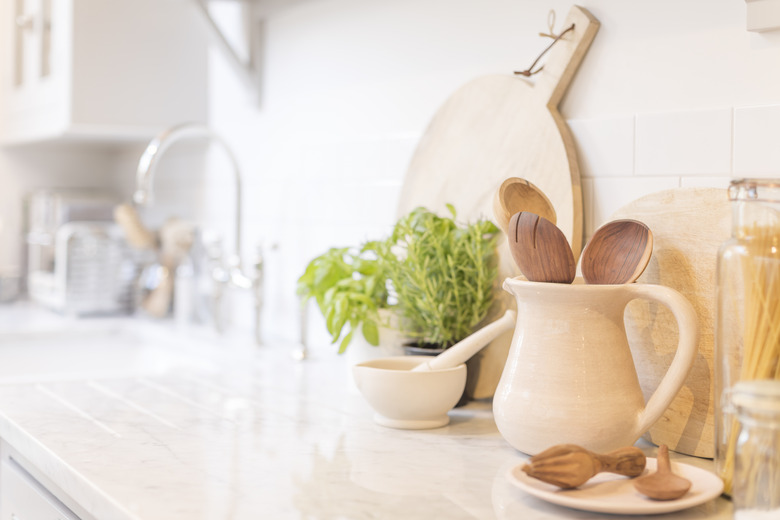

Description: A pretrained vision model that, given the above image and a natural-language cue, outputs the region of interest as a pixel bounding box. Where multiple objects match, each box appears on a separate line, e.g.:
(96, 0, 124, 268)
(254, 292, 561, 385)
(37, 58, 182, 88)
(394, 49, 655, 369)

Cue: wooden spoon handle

(592, 446, 646, 477)
(656, 444, 672, 474)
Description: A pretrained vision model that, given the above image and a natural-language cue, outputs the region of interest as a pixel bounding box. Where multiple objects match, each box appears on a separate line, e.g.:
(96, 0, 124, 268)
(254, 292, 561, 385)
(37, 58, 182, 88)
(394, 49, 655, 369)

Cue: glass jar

(730, 380, 780, 519)
(715, 178, 780, 495)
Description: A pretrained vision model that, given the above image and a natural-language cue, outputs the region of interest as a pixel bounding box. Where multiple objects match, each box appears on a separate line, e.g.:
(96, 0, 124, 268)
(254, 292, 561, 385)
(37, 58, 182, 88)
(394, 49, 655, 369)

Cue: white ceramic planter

(344, 309, 406, 391)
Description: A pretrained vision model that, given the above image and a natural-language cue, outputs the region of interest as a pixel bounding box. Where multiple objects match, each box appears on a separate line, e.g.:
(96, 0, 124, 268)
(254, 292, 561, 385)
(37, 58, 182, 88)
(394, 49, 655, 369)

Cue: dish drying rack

(28, 222, 139, 316)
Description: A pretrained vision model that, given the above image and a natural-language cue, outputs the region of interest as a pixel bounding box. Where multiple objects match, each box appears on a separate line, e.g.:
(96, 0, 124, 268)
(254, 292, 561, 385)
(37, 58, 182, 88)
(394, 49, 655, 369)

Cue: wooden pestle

(522, 444, 646, 489)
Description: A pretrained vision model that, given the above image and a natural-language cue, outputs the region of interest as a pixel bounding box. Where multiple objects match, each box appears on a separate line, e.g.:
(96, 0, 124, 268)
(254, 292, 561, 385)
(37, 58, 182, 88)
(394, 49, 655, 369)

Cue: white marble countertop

(0, 304, 733, 519)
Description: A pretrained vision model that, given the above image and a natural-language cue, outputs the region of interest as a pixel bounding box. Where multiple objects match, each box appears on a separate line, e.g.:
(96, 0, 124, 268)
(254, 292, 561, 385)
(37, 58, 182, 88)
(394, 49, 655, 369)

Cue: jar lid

(731, 379, 780, 414)
(729, 178, 780, 203)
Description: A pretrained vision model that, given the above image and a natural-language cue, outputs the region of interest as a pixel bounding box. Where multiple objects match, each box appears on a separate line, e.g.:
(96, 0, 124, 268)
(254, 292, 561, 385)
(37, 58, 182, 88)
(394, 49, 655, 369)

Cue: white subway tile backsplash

(101, 107, 760, 344)
(680, 175, 732, 189)
(242, 178, 289, 224)
(734, 104, 780, 176)
(314, 181, 364, 224)
(146, 186, 206, 228)
(635, 108, 732, 176)
(568, 115, 635, 178)
(356, 182, 403, 227)
(299, 139, 395, 183)
(318, 141, 379, 182)
(382, 136, 420, 179)
(588, 176, 680, 234)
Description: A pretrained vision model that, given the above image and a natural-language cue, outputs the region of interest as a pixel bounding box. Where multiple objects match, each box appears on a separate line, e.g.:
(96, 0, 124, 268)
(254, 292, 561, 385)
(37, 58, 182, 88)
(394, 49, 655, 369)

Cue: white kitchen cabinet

(0, 459, 78, 520)
(0, 442, 92, 520)
(0, 0, 208, 145)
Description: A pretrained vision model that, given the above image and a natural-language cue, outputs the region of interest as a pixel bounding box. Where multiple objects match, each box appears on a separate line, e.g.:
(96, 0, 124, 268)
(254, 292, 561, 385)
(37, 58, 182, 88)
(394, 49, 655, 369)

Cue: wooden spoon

(509, 211, 576, 284)
(580, 219, 653, 285)
(522, 444, 646, 489)
(493, 177, 557, 234)
(114, 203, 157, 250)
(633, 444, 691, 500)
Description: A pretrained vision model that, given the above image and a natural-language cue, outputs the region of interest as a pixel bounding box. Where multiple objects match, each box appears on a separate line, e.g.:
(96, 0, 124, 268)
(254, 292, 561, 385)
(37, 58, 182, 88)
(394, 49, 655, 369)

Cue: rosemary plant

(379, 205, 499, 349)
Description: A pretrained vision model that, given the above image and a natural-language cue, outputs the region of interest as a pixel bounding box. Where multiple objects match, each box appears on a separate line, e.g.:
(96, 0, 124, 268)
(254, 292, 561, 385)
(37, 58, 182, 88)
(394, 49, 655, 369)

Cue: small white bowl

(352, 356, 467, 429)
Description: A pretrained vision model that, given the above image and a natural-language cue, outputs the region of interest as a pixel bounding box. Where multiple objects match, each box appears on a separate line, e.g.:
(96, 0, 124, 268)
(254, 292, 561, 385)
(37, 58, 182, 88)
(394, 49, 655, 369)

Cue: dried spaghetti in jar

(715, 178, 780, 495)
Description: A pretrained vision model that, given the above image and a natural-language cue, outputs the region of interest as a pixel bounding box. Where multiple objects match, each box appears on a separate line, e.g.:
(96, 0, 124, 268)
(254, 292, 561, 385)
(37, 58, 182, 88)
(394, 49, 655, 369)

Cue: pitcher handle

(624, 284, 699, 437)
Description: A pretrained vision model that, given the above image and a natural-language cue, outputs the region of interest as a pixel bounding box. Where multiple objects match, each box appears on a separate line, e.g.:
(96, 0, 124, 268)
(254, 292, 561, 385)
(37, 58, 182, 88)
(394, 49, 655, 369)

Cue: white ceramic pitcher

(494, 277, 698, 455)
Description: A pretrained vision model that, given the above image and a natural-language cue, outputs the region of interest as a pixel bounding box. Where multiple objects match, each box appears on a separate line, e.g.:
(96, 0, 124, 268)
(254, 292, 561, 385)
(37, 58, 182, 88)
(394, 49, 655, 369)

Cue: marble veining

(0, 311, 733, 519)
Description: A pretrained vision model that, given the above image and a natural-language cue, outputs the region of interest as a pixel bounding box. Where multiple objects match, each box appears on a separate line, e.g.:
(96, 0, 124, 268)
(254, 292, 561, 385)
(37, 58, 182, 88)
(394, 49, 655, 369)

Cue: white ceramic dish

(506, 457, 724, 515)
(352, 356, 466, 429)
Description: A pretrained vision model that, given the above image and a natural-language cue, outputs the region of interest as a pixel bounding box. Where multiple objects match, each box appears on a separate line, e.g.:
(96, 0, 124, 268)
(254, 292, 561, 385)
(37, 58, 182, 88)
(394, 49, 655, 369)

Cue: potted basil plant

(296, 241, 391, 354)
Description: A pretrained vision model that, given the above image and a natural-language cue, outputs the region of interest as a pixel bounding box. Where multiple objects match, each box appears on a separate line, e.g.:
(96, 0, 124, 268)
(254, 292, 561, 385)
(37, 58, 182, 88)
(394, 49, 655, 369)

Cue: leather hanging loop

(514, 21, 576, 77)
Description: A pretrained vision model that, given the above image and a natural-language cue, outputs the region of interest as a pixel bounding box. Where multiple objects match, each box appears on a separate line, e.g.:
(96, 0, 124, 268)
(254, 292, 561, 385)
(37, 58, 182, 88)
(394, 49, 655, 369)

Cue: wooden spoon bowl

(581, 219, 652, 285)
(493, 177, 557, 234)
(509, 211, 575, 284)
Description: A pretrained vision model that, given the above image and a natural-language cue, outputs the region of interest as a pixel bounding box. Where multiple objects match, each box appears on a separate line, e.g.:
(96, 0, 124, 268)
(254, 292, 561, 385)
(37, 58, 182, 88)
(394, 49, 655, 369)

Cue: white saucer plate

(507, 457, 724, 515)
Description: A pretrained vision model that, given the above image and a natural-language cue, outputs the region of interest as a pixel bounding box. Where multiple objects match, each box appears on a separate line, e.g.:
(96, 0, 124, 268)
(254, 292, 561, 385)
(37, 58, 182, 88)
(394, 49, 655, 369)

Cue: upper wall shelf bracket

(191, 0, 264, 100)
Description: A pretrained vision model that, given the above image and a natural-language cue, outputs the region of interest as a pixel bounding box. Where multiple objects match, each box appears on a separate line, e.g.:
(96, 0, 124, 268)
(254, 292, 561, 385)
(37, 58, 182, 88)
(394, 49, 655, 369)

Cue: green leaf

(330, 296, 348, 338)
(338, 329, 354, 354)
(361, 319, 379, 346)
(296, 202, 497, 352)
(325, 304, 337, 338)
(445, 203, 456, 219)
(381, 205, 499, 347)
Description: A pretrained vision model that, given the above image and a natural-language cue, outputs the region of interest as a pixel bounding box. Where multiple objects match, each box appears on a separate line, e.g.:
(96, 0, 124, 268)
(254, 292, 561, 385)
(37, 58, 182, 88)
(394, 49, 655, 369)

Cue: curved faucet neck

(134, 123, 244, 270)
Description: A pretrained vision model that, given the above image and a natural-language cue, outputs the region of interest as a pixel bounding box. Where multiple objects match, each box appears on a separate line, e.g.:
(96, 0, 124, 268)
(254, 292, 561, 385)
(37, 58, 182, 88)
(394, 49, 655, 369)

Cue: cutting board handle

(532, 5, 600, 108)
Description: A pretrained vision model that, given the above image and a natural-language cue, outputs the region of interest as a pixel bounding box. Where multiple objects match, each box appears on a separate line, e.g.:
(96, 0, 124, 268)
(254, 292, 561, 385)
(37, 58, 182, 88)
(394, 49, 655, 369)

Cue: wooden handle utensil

(522, 444, 646, 489)
(509, 211, 576, 284)
(492, 177, 557, 234)
(114, 203, 157, 250)
(633, 444, 691, 500)
(580, 219, 652, 285)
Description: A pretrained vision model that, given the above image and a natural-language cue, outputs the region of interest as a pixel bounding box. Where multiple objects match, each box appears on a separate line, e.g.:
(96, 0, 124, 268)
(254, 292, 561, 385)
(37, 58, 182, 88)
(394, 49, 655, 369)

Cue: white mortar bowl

(352, 356, 467, 429)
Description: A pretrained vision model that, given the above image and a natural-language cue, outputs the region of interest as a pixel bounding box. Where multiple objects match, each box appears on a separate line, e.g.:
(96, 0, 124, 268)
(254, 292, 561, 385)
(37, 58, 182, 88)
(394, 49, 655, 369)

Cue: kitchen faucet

(133, 122, 263, 342)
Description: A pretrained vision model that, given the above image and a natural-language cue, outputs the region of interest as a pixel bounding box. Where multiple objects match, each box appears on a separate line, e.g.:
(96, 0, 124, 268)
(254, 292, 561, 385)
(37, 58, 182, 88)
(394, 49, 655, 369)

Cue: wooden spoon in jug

(509, 211, 576, 284)
(492, 177, 557, 234)
(580, 219, 652, 285)
(634, 444, 691, 500)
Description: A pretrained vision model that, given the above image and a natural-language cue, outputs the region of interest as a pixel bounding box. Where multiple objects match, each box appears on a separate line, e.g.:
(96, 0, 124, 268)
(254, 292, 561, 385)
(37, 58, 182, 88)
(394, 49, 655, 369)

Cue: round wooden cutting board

(396, 6, 599, 399)
(612, 187, 731, 458)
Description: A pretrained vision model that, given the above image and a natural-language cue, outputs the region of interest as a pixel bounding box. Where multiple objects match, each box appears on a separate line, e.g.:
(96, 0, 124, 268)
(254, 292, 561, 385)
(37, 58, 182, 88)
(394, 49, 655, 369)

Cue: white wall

(205, 0, 780, 343)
